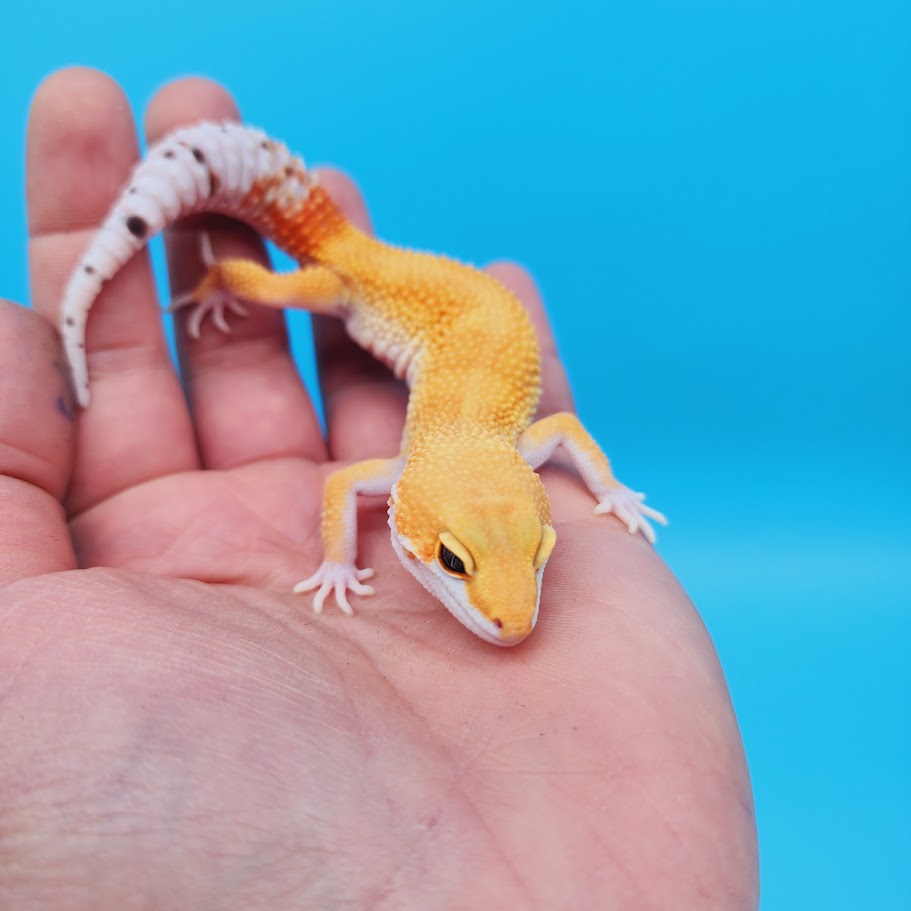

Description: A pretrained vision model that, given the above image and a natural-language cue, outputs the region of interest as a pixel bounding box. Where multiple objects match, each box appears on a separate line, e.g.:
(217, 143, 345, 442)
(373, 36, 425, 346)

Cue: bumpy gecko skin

(60, 122, 666, 646)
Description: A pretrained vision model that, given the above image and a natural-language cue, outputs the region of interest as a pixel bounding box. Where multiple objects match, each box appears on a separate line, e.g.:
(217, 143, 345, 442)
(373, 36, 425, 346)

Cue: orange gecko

(60, 122, 665, 646)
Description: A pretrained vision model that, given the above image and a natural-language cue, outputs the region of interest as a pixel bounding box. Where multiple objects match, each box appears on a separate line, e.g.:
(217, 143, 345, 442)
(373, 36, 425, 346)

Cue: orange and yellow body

(60, 122, 665, 645)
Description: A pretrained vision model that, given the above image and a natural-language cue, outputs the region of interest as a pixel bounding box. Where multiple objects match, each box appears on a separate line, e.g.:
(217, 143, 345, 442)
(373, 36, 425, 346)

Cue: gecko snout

(485, 611, 535, 646)
(495, 625, 533, 645)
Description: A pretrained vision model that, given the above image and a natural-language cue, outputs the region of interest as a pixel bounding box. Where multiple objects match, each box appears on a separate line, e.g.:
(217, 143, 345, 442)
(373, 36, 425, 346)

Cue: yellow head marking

(390, 436, 556, 645)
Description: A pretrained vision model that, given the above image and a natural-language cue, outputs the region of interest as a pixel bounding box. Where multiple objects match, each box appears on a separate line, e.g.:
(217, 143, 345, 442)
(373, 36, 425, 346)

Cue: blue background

(2, 1, 909, 906)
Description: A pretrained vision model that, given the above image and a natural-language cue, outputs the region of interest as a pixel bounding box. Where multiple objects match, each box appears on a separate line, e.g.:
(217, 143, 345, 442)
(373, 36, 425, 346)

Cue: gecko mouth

(444, 587, 542, 647)
(457, 605, 531, 647)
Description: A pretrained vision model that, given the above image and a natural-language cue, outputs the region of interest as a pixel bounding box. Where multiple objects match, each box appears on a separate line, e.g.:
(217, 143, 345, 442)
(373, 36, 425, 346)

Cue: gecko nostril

(493, 618, 503, 629)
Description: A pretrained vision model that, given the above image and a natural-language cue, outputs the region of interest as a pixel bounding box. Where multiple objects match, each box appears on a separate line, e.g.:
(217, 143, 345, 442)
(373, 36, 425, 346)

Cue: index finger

(0, 300, 76, 583)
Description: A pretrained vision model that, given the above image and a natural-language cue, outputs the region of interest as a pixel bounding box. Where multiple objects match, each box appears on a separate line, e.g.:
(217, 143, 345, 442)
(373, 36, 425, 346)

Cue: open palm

(0, 68, 757, 909)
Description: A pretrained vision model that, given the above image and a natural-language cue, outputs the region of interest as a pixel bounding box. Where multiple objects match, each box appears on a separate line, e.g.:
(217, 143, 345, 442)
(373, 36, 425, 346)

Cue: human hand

(0, 67, 757, 909)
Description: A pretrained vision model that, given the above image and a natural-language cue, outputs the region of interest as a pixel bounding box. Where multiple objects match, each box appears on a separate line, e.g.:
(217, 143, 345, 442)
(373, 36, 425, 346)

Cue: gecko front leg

(294, 457, 404, 614)
(517, 413, 667, 543)
(171, 241, 400, 614)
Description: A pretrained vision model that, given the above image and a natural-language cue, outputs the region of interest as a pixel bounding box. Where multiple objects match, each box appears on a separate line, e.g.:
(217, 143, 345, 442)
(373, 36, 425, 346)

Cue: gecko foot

(292, 561, 376, 616)
(167, 233, 250, 338)
(593, 486, 668, 544)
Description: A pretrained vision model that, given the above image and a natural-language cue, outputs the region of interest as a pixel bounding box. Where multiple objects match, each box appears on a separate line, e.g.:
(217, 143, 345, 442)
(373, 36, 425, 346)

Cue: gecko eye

(438, 543, 467, 575)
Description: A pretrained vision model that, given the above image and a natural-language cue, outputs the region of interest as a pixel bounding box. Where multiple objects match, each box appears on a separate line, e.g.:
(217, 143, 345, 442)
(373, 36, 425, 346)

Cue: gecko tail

(59, 122, 315, 407)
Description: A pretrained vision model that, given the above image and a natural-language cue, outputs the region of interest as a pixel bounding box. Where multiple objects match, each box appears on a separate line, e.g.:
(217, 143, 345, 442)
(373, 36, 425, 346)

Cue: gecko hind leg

(168, 233, 348, 338)
(168, 234, 249, 338)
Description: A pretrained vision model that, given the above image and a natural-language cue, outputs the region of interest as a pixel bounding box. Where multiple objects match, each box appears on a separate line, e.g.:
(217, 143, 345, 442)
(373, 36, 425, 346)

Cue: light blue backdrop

(2, 1, 909, 906)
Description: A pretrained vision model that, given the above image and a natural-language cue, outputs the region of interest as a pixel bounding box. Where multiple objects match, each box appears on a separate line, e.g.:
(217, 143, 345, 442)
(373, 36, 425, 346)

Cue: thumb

(0, 300, 76, 584)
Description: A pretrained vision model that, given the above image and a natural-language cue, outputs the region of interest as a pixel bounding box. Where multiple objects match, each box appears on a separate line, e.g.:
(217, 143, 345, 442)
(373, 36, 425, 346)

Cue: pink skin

(0, 67, 758, 909)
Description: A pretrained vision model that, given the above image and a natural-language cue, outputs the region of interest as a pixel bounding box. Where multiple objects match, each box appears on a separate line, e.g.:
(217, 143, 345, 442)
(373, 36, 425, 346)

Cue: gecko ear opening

(533, 525, 557, 569)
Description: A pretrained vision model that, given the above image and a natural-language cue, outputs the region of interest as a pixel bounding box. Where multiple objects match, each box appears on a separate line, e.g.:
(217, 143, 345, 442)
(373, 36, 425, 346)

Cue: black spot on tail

(126, 216, 148, 238)
(83, 264, 95, 275)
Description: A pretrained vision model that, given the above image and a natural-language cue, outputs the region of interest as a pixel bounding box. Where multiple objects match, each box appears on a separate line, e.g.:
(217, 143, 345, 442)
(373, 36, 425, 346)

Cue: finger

(27, 67, 199, 517)
(311, 170, 409, 462)
(484, 262, 575, 417)
(0, 301, 77, 583)
(145, 78, 328, 468)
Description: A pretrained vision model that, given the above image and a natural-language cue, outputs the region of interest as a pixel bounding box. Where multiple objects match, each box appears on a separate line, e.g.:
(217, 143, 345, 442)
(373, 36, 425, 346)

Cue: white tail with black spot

(59, 122, 314, 407)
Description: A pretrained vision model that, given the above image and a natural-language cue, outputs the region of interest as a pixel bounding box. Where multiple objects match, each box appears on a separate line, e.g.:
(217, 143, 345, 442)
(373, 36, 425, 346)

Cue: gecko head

(388, 443, 557, 646)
